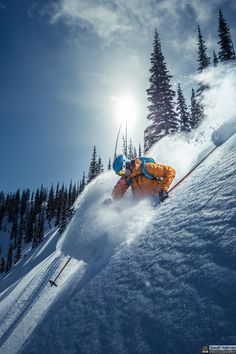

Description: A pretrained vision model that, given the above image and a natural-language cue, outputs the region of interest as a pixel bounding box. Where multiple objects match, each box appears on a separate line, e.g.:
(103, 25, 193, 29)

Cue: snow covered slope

(0, 125, 234, 354)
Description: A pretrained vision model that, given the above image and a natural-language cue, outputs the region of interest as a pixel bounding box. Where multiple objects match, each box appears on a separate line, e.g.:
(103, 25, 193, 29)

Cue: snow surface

(0, 64, 236, 354)
(212, 117, 236, 146)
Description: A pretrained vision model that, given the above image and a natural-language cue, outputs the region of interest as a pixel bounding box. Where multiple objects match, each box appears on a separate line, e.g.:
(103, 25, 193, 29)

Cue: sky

(0, 0, 236, 193)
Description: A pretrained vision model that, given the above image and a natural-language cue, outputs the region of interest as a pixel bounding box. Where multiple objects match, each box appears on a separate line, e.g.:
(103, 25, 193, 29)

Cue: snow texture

(59, 173, 155, 265)
(212, 117, 236, 146)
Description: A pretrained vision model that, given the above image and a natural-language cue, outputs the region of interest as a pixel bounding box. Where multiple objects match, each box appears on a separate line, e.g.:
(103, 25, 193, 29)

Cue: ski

(168, 146, 218, 193)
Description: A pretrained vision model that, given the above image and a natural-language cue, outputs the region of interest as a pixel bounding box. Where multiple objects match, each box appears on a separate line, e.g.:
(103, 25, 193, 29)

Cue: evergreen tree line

(87, 141, 143, 177)
(122, 136, 142, 160)
(144, 8, 235, 151)
(0, 146, 114, 274)
(0, 181, 81, 274)
(86, 146, 104, 183)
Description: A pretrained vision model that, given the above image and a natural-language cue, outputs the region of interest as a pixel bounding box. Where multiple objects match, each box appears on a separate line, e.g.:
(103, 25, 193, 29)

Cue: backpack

(126, 157, 161, 186)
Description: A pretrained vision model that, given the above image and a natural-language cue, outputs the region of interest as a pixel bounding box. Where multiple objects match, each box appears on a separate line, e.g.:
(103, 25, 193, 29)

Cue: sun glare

(113, 94, 138, 125)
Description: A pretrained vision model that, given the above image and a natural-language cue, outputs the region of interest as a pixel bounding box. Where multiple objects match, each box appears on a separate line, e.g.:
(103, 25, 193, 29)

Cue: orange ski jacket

(112, 159, 176, 200)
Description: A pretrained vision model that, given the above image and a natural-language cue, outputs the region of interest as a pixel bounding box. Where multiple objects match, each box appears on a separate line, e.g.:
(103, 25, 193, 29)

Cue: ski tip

(49, 280, 57, 287)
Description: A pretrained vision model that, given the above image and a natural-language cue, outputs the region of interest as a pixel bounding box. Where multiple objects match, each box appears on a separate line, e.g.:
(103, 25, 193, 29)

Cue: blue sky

(0, 0, 235, 193)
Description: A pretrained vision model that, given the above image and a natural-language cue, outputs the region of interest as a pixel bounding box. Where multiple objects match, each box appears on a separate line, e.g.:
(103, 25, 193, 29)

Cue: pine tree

(190, 88, 202, 129)
(133, 146, 137, 159)
(33, 213, 44, 246)
(80, 172, 86, 192)
(77, 181, 81, 198)
(59, 186, 75, 234)
(34, 188, 41, 215)
(176, 84, 190, 132)
(197, 25, 211, 72)
(144, 29, 178, 152)
(0, 194, 4, 231)
(25, 207, 35, 243)
(38, 212, 44, 242)
(54, 182, 60, 211)
(5, 243, 13, 272)
(14, 189, 21, 216)
(55, 185, 63, 227)
(213, 50, 219, 66)
(96, 157, 103, 176)
(122, 135, 128, 157)
(127, 139, 134, 160)
(217, 9, 235, 62)
(20, 189, 30, 217)
(0, 257, 5, 273)
(87, 146, 98, 183)
(138, 143, 142, 157)
(6, 193, 14, 223)
(71, 183, 77, 204)
(60, 192, 68, 234)
(40, 185, 47, 206)
(0, 191, 5, 206)
(108, 158, 111, 170)
(68, 180, 73, 207)
(0, 206, 3, 230)
(15, 224, 23, 263)
(11, 218, 18, 248)
(196, 25, 210, 125)
(47, 184, 55, 221)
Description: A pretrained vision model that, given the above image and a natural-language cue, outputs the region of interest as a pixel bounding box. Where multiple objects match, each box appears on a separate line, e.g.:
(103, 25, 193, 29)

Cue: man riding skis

(110, 155, 176, 203)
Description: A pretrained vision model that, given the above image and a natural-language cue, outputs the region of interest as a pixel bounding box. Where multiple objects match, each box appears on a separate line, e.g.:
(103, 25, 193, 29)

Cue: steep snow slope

(16, 131, 236, 354)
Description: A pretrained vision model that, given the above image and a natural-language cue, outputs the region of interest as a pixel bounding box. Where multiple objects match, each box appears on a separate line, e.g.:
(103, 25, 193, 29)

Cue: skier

(107, 155, 176, 203)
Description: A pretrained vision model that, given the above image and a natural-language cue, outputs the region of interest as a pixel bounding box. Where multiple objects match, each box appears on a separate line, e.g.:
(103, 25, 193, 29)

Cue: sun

(113, 94, 138, 125)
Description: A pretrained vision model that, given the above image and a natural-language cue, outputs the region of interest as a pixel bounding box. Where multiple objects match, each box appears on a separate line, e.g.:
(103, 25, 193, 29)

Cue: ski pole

(114, 120, 124, 160)
(49, 257, 71, 287)
(168, 146, 218, 193)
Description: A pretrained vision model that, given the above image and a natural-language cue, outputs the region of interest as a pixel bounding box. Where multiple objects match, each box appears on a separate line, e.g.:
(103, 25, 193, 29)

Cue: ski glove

(159, 189, 168, 202)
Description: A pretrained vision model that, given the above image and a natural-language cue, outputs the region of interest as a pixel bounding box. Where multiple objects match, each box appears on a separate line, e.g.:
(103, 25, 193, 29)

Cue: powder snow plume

(58, 173, 155, 264)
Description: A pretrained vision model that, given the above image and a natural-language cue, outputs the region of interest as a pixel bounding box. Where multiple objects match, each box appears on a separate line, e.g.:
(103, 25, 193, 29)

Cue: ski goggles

(117, 169, 125, 176)
(116, 158, 127, 176)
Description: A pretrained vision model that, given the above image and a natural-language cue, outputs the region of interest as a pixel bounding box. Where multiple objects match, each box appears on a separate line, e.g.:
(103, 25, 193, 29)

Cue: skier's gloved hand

(103, 196, 113, 205)
(159, 189, 168, 202)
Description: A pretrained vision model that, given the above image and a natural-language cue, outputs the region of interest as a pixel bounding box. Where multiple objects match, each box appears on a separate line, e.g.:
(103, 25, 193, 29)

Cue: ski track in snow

(0, 250, 84, 354)
(0, 255, 61, 344)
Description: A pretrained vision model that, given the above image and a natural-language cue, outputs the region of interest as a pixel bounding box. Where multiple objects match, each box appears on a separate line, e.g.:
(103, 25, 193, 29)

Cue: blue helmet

(113, 155, 130, 175)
